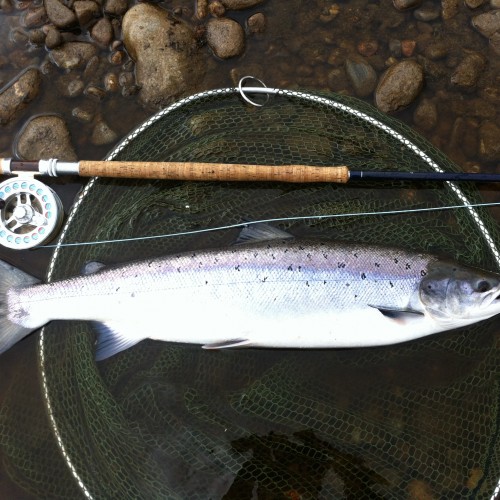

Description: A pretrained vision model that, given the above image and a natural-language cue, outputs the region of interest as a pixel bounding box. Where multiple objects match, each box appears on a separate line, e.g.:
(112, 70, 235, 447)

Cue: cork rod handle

(78, 161, 350, 184)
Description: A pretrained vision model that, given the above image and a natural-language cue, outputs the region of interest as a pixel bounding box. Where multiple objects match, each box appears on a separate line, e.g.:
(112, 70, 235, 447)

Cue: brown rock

(401, 39, 416, 56)
(44, 0, 77, 28)
(104, 0, 127, 16)
(209, 1, 225, 16)
(220, 0, 264, 9)
(413, 97, 437, 130)
(91, 119, 118, 145)
(441, 0, 459, 19)
(15, 115, 77, 161)
(451, 53, 486, 88)
(74, 0, 100, 25)
(472, 10, 500, 37)
(90, 17, 113, 45)
(0, 68, 41, 125)
(206, 17, 245, 58)
(49, 42, 98, 69)
(22, 6, 48, 27)
(479, 121, 500, 161)
(375, 59, 425, 113)
(247, 12, 266, 33)
(45, 26, 62, 49)
(392, 0, 422, 9)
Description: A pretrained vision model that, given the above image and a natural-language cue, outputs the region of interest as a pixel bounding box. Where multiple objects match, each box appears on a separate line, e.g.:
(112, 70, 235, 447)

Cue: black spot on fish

(235, 265, 241, 271)
(394, 258, 399, 264)
(354, 253, 358, 258)
(272, 254, 276, 260)
(323, 253, 328, 259)
(346, 283, 350, 287)
(374, 262, 380, 268)
(306, 281, 310, 287)
(131, 292, 135, 298)
(253, 252, 258, 258)
(361, 272, 366, 280)
(177, 267, 181, 273)
(299, 245, 305, 251)
(191, 253, 196, 258)
(307, 253, 312, 260)
(205, 281, 208, 285)
(115, 287, 120, 292)
(420, 270, 427, 277)
(405, 263, 411, 270)
(287, 265, 293, 271)
(354, 294, 358, 298)
(324, 280, 327, 285)
(338, 262, 346, 268)
(298, 265, 302, 271)
(390, 281, 394, 288)
(199, 262, 203, 268)
(262, 276, 268, 282)
(267, 244, 271, 249)
(148, 261, 153, 267)
(284, 248, 289, 253)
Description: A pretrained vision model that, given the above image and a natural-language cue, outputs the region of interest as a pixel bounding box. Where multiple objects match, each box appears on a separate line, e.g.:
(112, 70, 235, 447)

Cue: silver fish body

(2, 230, 500, 360)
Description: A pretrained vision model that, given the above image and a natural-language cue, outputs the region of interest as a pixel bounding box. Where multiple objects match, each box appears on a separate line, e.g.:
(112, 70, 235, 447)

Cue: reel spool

(0, 176, 63, 249)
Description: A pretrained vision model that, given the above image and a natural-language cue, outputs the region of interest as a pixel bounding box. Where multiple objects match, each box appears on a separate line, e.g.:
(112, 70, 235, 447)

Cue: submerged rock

(15, 114, 77, 161)
(451, 53, 486, 88)
(345, 57, 377, 97)
(0, 68, 41, 125)
(44, 0, 77, 28)
(375, 59, 424, 113)
(220, 0, 264, 9)
(122, 3, 204, 108)
(479, 121, 500, 161)
(49, 42, 98, 69)
(472, 10, 500, 37)
(91, 119, 118, 145)
(206, 18, 245, 59)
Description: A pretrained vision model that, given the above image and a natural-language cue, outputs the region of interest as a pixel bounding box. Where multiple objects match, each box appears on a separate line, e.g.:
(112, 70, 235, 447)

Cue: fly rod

(1, 158, 499, 183)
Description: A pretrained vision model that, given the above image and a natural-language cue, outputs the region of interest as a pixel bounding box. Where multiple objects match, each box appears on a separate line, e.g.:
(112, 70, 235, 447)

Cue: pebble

(122, 3, 204, 108)
(345, 57, 378, 96)
(413, 97, 437, 129)
(375, 59, 425, 113)
(22, 5, 47, 27)
(29, 28, 46, 45)
(472, 9, 500, 37)
(414, 2, 440, 21)
(206, 17, 245, 59)
(491, 31, 500, 54)
(393, 0, 422, 10)
(441, 0, 459, 19)
(103, 72, 118, 92)
(424, 41, 448, 59)
(90, 17, 113, 46)
(109, 50, 124, 65)
(450, 52, 486, 88)
(49, 41, 98, 69)
(401, 39, 417, 56)
(84, 85, 106, 100)
(247, 12, 266, 33)
(57, 74, 85, 97)
(389, 39, 402, 57)
(91, 119, 118, 145)
(104, 0, 127, 16)
(209, 1, 225, 17)
(71, 105, 94, 123)
(357, 39, 378, 57)
(220, 0, 264, 9)
(45, 25, 62, 48)
(479, 121, 500, 161)
(73, 0, 100, 26)
(15, 114, 77, 161)
(465, 0, 486, 7)
(44, 0, 77, 28)
(196, 0, 208, 19)
(0, 67, 41, 125)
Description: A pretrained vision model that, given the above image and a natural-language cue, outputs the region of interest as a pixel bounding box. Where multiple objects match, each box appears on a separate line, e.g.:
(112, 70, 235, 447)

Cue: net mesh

(1, 88, 499, 498)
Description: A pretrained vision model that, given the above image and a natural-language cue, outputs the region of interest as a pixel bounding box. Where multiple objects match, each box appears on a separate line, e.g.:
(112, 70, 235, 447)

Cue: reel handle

(78, 161, 351, 184)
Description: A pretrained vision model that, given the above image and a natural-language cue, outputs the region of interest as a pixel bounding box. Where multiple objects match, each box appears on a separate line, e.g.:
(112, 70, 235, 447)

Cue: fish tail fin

(0, 260, 40, 355)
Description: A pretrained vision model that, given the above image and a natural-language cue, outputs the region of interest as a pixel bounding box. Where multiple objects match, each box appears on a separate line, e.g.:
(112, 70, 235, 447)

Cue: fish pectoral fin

(81, 261, 107, 275)
(202, 338, 252, 349)
(368, 305, 424, 323)
(235, 223, 294, 245)
(93, 322, 145, 361)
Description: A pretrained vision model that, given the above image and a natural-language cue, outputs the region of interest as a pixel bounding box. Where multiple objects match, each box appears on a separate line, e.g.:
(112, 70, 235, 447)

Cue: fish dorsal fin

(81, 261, 107, 275)
(202, 338, 252, 349)
(235, 223, 294, 245)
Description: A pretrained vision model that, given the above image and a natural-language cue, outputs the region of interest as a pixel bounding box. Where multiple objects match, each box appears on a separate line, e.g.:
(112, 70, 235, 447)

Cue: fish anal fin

(369, 305, 424, 324)
(93, 322, 145, 361)
(235, 223, 293, 245)
(202, 338, 252, 350)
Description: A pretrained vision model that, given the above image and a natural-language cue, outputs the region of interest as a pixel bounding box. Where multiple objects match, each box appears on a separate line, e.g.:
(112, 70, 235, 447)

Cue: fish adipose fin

(235, 223, 294, 245)
(369, 305, 424, 324)
(93, 322, 145, 361)
(0, 260, 40, 355)
(202, 338, 252, 349)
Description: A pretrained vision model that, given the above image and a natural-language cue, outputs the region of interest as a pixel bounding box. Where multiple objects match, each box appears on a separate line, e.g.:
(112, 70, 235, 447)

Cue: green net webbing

(1, 88, 499, 499)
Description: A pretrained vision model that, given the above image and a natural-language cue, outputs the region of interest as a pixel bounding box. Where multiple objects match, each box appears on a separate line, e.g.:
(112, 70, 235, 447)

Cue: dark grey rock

(91, 119, 118, 145)
(345, 57, 377, 97)
(207, 18, 245, 59)
(49, 42, 98, 69)
(15, 115, 77, 161)
(122, 3, 204, 108)
(479, 121, 500, 161)
(472, 10, 500, 37)
(220, 0, 264, 9)
(44, 0, 77, 28)
(0, 68, 41, 125)
(451, 52, 486, 88)
(375, 60, 425, 113)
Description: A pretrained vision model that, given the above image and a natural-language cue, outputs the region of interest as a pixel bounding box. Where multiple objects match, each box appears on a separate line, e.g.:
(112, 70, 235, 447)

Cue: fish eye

(476, 280, 491, 293)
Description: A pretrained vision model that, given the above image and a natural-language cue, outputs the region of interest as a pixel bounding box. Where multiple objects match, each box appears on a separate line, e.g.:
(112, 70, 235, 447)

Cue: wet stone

(472, 9, 500, 37)
(44, 0, 77, 28)
(441, 0, 459, 19)
(491, 31, 500, 54)
(0, 67, 41, 125)
(196, 0, 208, 19)
(103, 72, 118, 91)
(247, 12, 266, 33)
(465, 0, 486, 7)
(22, 5, 47, 27)
(207, 17, 245, 59)
(393, 0, 422, 10)
(29, 28, 46, 45)
(49, 41, 98, 69)
(345, 57, 377, 97)
(104, 0, 127, 16)
(74, 0, 100, 26)
(479, 121, 500, 161)
(424, 41, 448, 59)
(71, 105, 94, 122)
(45, 25, 62, 48)
(357, 39, 378, 57)
(91, 119, 118, 145)
(375, 59, 424, 113)
(451, 52, 486, 88)
(389, 38, 402, 57)
(122, 3, 204, 108)
(414, 2, 440, 21)
(57, 74, 85, 97)
(90, 17, 113, 46)
(220, 0, 264, 9)
(401, 39, 417, 56)
(413, 97, 437, 130)
(85, 85, 106, 100)
(15, 114, 77, 161)
(209, 1, 225, 16)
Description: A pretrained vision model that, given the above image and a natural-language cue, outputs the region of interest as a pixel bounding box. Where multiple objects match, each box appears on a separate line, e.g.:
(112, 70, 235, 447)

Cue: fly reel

(0, 176, 63, 249)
